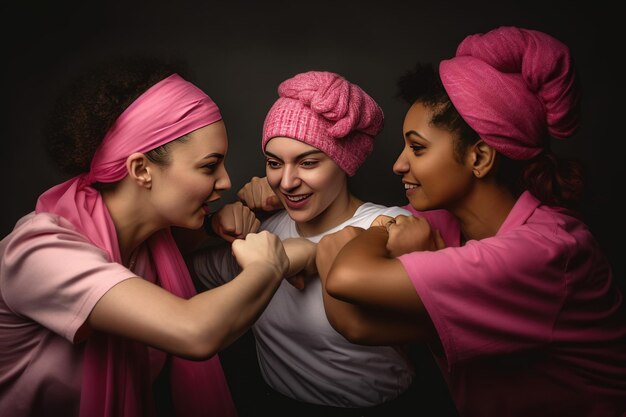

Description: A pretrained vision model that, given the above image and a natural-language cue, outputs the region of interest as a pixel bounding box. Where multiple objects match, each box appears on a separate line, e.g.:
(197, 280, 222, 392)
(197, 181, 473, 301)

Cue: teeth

(285, 194, 310, 202)
(404, 184, 419, 189)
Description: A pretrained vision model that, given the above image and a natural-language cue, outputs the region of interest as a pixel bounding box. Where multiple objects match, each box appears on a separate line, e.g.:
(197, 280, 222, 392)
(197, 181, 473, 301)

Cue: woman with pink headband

(0, 57, 312, 417)
(316, 26, 626, 416)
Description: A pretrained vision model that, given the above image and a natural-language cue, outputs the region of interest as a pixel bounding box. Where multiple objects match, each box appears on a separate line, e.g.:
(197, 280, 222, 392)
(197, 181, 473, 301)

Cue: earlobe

(471, 140, 496, 178)
(126, 152, 152, 189)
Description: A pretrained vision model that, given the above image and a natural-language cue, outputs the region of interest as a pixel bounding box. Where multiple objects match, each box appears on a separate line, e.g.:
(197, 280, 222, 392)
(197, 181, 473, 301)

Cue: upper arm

(1, 216, 135, 342)
(321, 286, 433, 345)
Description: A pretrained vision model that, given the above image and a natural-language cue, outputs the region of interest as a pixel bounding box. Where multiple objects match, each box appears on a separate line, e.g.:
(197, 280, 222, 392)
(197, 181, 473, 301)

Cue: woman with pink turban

(0, 56, 314, 417)
(192, 71, 425, 416)
(316, 26, 626, 417)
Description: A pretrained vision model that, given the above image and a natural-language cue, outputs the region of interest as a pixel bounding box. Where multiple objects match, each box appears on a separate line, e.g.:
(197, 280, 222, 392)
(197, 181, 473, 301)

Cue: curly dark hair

(44, 55, 191, 177)
(396, 63, 584, 209)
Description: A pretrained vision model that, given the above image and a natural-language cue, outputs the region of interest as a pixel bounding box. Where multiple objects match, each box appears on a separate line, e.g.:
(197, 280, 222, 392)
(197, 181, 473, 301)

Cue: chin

(408, 198, 430, 212)
(185, 213, 205, 230)
(286, 209, 314, 224)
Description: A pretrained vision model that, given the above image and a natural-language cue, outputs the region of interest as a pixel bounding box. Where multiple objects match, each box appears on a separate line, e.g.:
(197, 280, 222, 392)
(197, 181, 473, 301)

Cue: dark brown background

(1, 1, 621, 415)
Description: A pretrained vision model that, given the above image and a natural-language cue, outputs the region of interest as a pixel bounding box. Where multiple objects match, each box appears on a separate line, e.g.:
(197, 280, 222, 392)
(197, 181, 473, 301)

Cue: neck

(296, 191, 362, 237)
(102, 180, 162, 266)
(451, 182, 517, 243)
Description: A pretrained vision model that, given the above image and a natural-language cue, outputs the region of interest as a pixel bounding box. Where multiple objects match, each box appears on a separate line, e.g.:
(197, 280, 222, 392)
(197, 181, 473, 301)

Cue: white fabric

(194, 202, 415, 407)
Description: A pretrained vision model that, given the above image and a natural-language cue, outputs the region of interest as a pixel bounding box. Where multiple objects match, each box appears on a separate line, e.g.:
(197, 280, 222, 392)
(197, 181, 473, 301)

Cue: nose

(393, 147, 409, 175)
(280, 165, 301, 190)
(216, 164, 232, 191)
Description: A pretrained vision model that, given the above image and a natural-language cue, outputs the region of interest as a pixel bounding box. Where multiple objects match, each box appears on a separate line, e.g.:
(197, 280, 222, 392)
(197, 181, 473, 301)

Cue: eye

(266, 159, 282, 169)
(300, 159, 319, 168)
(202, 162, 218, 173)
(409, 143, 425, 155)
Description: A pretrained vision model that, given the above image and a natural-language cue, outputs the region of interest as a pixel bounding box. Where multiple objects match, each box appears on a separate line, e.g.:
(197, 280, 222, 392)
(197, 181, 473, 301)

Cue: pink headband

(88, 73, 222, 184)
(439, 26, 581, 160)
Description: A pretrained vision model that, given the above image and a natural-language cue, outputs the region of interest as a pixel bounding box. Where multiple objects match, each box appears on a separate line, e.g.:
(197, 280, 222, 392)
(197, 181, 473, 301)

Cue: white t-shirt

(193, 202, 415, 407)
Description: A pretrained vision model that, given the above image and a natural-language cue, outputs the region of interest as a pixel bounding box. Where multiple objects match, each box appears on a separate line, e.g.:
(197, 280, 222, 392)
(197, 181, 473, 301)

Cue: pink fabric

(439, 26, 581, 160)
(0, 212, 139, 417)
(262, 71, 384, 176)
(399, 192, 626, 416)
(35, 74, 237, 416)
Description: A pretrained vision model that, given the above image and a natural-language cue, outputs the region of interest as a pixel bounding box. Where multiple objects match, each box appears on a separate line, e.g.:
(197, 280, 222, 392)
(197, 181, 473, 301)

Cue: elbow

(325, 263, 359, 302)
(327, 313, 377, 346)
(169, 323, 223, 361)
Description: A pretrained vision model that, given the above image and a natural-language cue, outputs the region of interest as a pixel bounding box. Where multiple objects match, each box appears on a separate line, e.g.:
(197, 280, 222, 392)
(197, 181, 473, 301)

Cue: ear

(126, 152, 152, 189)
(468, 140, 496, 178)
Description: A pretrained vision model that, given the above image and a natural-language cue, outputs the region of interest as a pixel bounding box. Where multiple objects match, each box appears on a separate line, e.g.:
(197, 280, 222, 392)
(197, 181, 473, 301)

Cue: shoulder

(260, 210, 293, 234)
(357, 202, 411, 218)
(1, 212, 122, 276)
(3, 212, 94, 251)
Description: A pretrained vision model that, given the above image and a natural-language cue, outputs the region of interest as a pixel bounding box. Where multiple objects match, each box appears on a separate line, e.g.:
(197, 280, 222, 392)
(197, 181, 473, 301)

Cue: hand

(231, 231, 289, 277)
(237, 176, 283, 212)
(370, 214, 394, 228)
(316, 226, 364, 283)
(282, 238, 317, 290)
(211, 201, 260, 243)
(386, 215, 445, 257)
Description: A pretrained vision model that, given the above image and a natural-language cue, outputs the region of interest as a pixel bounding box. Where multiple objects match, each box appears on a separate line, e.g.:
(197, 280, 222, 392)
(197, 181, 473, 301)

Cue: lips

(282, 193, 312, 209)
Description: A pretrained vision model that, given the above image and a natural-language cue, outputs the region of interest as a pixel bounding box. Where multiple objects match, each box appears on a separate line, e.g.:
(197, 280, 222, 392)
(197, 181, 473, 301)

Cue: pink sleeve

(1, 214, 136, 342)
(399, 229, 566, 369)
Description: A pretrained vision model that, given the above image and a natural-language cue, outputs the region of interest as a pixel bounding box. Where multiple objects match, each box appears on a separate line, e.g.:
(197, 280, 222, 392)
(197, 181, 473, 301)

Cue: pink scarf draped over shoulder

(36, 74, 237, 417)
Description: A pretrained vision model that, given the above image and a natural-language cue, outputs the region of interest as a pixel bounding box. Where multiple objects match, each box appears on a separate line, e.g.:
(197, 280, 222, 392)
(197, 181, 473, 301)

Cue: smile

(284, 193, 312, 202)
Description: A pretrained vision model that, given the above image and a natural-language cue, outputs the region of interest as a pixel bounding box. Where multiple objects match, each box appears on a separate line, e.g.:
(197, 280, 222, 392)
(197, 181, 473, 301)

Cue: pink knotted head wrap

(35, 74, 237, 417)
(439, 26, 581, 160)
(262, 71, 384, 176)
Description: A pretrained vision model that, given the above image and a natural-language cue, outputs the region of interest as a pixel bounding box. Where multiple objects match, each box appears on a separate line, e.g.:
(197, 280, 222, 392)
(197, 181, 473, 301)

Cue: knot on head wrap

(262, 71, 384, 176)
(439, 26, 581, 160)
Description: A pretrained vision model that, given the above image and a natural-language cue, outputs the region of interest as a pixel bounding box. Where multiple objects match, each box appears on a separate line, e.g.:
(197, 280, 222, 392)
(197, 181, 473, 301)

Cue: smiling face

(393, 101, 474, 212)
(264, 136, 351, 236)
(149, 120, 231, 229)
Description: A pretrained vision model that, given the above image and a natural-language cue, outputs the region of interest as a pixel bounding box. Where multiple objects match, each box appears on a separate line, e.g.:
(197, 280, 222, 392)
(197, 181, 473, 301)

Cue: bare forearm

(321, 288, 426, 345)
(187, 262, 283, 354)
(326, 226, 424, 315)
(282, 238, 316, 277)
(90, 265, 283, 360)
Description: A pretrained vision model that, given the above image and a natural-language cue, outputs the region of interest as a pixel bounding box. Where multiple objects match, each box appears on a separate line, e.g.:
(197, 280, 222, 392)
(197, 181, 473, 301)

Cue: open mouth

(282, 193, 312, 208)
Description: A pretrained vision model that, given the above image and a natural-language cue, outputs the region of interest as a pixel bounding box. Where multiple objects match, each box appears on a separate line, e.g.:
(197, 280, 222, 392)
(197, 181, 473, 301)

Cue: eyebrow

(200, 153, 225, 160)
(264, 149, 325, 160)
(405, 130, 430, 142)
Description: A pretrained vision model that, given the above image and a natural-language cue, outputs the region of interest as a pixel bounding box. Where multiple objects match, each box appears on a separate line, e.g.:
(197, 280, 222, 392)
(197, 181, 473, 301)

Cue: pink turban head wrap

(262, 71, 384, 176)
(439, 26, 581, 160)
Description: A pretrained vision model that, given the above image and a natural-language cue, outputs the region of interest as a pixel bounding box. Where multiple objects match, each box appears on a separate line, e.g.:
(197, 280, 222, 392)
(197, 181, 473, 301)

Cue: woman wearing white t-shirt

(192, 71, 425, 417)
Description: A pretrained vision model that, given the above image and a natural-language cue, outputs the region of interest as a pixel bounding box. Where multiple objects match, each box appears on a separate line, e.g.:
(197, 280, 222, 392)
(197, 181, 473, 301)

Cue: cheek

(179, 173, 215, 198)
(265, 170, 282, 189)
